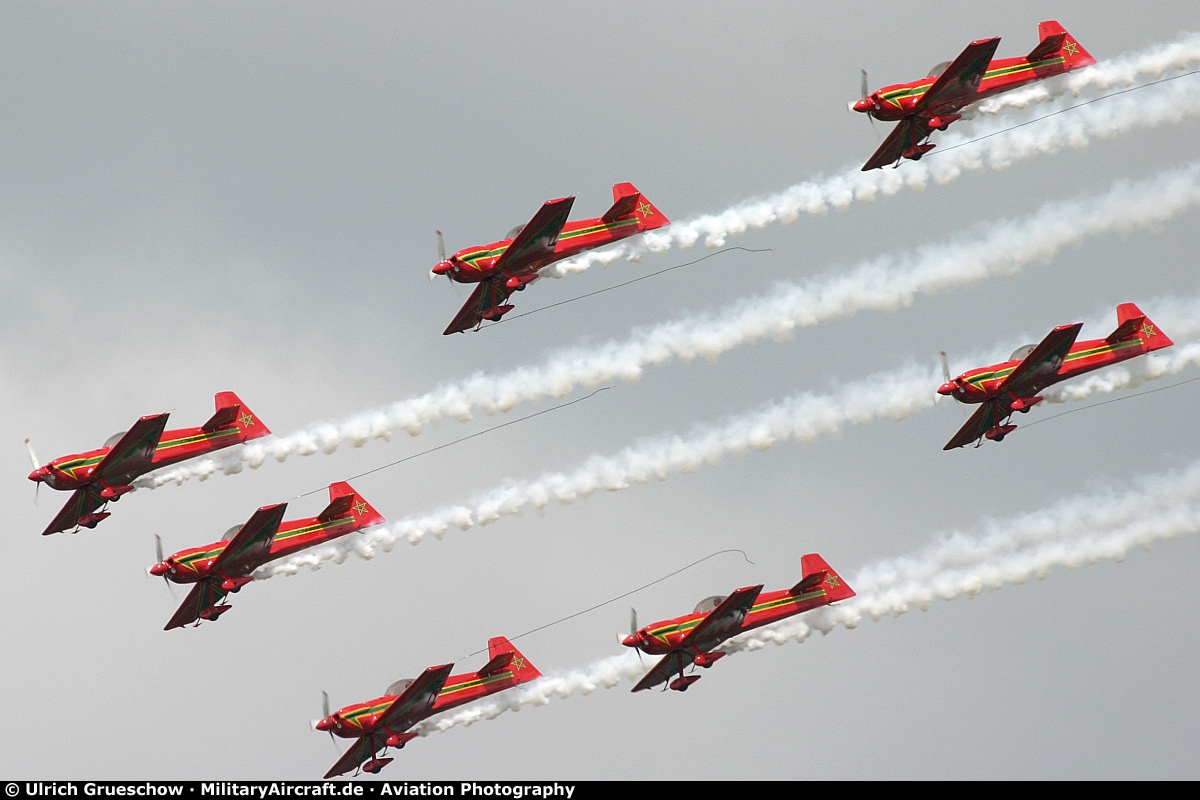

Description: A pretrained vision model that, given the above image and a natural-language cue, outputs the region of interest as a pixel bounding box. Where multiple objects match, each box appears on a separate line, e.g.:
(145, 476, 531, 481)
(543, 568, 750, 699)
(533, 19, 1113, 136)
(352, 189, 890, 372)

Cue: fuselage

(626, 584, 839, 657)
(320, 666, 527, 740)
(436, 214, 647, 285)
(28, 416, 264, 492)
(152, 513, 366, 585)
(859, 52, 1072, 123)
(938, 334, 1152, 405)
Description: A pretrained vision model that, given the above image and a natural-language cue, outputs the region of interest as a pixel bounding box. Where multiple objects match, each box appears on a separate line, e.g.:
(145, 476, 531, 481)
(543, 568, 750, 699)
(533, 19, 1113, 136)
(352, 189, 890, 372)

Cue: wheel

(993, 434, 1005, 442)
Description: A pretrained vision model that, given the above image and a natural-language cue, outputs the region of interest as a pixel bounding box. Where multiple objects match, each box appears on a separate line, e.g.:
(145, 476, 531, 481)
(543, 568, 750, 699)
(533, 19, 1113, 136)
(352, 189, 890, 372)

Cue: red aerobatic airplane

(938, 303, 1173, 450)
(314, 637, 541, 778)
(621, 554, 854, 693)
(431, 182, 669, 334)
(27, 391, 270, 536)
(149, 482, 384, 630)
(850, 20, 1095, 170)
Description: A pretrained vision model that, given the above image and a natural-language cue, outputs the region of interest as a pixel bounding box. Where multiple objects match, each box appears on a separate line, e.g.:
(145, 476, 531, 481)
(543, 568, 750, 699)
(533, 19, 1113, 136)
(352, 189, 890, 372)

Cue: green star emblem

(1141, 322, 1156, 337)
(825, 574, 840, 588)
(239, 412, 255, 427)
(353, 500, 368, 515)
(511, 656, 526, 671)
(1063, 41, 1079, 56)
(638, 202, 653, 216)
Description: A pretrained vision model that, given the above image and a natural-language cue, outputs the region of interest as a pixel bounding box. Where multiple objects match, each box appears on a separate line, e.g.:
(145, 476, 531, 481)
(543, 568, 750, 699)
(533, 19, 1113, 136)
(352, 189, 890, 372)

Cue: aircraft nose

(851, 97, 875, 113)
(937, 382, 958, 396)
(622, 633, 641, 648)
(149, 562, 170, 577)
(27, 465, 50, 482)
(431, 260, 453, 276)
(314, 717, 333, 732)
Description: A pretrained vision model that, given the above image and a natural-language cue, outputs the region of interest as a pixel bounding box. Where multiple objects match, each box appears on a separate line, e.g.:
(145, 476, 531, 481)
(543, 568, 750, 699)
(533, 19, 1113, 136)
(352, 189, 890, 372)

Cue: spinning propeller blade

(431, 230, 451, 282)
(856, 69, 879, 138)
(24, 438, 39, 471)
(629, 607, 644, 666)
(24, 438, 40, 505)
(151, 535, 177, 599)
(317, 691, 340, 751)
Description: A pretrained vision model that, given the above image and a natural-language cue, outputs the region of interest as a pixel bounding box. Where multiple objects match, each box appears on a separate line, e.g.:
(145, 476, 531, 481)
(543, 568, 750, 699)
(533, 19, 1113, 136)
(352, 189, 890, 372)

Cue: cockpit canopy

(1009, 344, 1037, 362)
(928, 61, 952, 78)
(385, 678, 415, 696)
(693, 595, 727, 614)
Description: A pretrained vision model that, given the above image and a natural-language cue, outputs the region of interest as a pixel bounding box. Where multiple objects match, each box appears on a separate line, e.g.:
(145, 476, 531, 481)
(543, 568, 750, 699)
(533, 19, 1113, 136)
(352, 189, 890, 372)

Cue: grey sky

(3, 1, 1198, 780)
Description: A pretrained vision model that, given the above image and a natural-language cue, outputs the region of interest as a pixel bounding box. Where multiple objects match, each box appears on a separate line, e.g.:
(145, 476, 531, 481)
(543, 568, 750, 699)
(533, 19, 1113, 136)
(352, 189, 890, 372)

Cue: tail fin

(791, 553, 856, 602)
(1035, 21, 1096, 69)
(602, 182, 670, 232)
(208, 391, 271, 439)
(483, 636, 542, 683)
(1107, 303, 1174, 352)
(319, 481, 385, 527)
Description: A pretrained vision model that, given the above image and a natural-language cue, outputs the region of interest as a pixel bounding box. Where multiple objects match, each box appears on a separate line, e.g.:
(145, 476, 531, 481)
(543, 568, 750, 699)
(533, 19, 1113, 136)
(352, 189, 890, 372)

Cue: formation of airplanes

(24, 20, 1183, 778)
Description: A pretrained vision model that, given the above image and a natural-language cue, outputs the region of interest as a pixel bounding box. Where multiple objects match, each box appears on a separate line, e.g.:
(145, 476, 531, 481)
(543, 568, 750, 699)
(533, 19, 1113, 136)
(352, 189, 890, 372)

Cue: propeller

(859, 69, 879, 139)
(430, 230, 452, 282)
(935, 351, 951, 405)
(150, 535, 177, 599)
(317, 691, 340, 751)
(629, 607, 644, 666)
(24, 438, 40, 505)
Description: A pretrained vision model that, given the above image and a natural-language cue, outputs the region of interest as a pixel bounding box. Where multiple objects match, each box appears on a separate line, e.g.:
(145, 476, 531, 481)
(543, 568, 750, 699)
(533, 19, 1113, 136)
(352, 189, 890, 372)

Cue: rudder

(486, 636, 542, 683)
(213, 391, 271, 439)
(321, 481, 385, 527)
(603, 182, 670, 232)
(794, 553, 855, 602)
(1109, 303, 1173, 352)
(1037, 21, 1096, 69)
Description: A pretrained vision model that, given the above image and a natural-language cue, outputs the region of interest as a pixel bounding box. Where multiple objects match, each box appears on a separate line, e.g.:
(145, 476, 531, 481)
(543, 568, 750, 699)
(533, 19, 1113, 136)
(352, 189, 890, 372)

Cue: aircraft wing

(375, 663, 455, 732)
(211, 503, 288, 576)
(942, 399, 1008, 451)
(322, 734, 381, 780)
(861, 117, 932, 171)
(163, 580, 227, 630)
(41, 486, 106, 535)
(92, 414, 170, 482)
(491, 197, 576, 276)
(442, 280, 516, 335)
(683, 585, 764, 650)
(916, 37, 1001, 112)
(632, 650, 696, 693)
(997, 323, 1083, 396)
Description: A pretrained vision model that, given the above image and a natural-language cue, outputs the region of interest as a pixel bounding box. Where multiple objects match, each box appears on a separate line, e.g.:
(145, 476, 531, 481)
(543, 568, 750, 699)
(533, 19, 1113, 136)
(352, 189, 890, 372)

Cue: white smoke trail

(257, 304, 1200, 579)
(547, 52, 1200, 275)
(141, 162, 1200, 491)
(972, 32, 1200, 116)
(416, 462, 1200, 736)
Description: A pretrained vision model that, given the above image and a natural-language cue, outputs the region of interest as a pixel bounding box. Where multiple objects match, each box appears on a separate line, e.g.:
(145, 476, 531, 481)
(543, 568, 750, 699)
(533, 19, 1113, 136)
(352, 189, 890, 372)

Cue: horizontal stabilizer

(602, 183, 642, 222)
(1106, 315, 1145, 343)
(1026, 32, 1066, 62)
(478, 651, 514, 677)
(201, 404, 240, 431)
